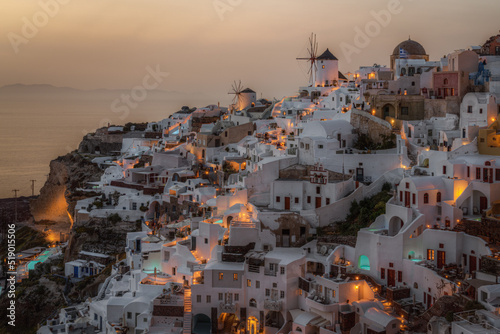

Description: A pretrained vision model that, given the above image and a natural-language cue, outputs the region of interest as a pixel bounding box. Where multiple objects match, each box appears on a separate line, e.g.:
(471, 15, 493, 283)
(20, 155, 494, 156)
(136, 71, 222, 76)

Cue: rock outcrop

(30, 152, 103, 223)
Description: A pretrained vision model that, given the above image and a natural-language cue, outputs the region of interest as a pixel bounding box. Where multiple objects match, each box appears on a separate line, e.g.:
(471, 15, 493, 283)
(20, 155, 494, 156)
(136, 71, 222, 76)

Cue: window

(280, 267, 285, 275)
(172, 267, 176, 275)
(381, 268, 385, 279)
(437, 192, 441, 203)
(439, 243, 444, 249)
(400, 191, 403, 202)
(389, 262, 394, 268)
(496, 169, 500, 181)
(249, 299, 257, 307)
(218, 293, 223, 301)
(206, 295, 211, 303)
(204, 238, 208, 244)
(276, 196, 280, 203)
(427, 249, 435, 260)
(305, 144, 310, 150)
(398, 271, 402, 282)
(476, 167, 481, 180)
(444, 78, 449, 85)
(295, 197, 299, 204)
(273, 283, 278, 288)
(468, 106, 473, 113)
(219, 273, 223, 280)
(480, 108, 483, 114)
(467, 166, 470, 178)
(280, 291, 285, 299)
(316, 186, 320, 194)
(406, 182, 409, 189)
(322, 65, 325, 69)
(197, 295, 201, 303)
(270, 263, 274, 271)
(412, 193, 416, 205)
(318, 144, 323, 149)
(332, 290, 336, 298)
(256, 281, 260, 289)
(424, 193, 429, 204)
(127, 312, 132, 319)
(247, 279, 251, 287)
(307, 196, 311, 204)
(265, 289, 270, 297)
(443, 165, 447, 174)
(234, 294, 239, 301)
(326, 198, 330, 205)
(233, 273, 238, 281)
(132, 202, 137, 210)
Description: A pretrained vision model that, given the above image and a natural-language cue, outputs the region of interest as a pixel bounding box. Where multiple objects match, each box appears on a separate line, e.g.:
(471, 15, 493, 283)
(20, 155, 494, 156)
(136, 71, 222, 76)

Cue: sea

(0, 87, 211, 199)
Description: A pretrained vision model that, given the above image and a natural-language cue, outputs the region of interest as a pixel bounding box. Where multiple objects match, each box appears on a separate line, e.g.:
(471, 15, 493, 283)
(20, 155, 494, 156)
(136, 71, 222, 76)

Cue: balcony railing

(219, 302, 238, 314)
(264, 269, 277, 277)
(264, 299, 282, 311)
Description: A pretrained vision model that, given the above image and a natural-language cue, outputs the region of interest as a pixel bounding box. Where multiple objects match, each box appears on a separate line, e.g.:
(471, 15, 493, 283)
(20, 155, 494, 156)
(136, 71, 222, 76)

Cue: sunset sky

(1, 0, 500, 103)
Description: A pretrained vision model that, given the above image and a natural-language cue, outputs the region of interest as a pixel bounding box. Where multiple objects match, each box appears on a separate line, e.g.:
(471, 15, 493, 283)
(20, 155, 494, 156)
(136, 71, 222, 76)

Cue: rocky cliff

(30, 152, 103, 223)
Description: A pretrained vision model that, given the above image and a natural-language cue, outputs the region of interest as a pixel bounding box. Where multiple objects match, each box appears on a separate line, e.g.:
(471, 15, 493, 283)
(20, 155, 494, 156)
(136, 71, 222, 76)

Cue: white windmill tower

(228, 81, 256, 112)
(296, 33, 319, 87)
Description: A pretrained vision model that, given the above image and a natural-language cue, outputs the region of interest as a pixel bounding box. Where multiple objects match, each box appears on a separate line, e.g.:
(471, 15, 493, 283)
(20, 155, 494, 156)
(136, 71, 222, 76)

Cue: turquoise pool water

(411, 259, 423, 262)
(27, 250, 51, 271)
(214, 220, 223, 224)
(359, 265, 370, 270)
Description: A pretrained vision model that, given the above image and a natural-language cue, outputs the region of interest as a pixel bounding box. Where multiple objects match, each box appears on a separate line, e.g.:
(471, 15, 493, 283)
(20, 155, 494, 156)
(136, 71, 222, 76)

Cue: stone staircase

(183, 286, 192, 334)
(366, 281, 392, 312)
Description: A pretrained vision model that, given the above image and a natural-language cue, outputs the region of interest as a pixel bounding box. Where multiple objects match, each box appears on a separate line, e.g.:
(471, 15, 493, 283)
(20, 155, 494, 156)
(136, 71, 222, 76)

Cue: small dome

(392, 38, 426, 56)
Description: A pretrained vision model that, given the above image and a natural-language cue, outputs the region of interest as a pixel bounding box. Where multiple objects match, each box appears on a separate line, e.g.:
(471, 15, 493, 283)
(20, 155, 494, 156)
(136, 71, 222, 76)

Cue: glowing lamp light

(355, 285, 359, 290)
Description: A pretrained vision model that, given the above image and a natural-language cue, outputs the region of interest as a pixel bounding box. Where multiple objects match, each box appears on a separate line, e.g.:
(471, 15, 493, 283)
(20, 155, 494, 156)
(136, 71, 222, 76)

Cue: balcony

(264, 269, 277, 277)
(306, 296, 337, 313)
(219, 302, 238, 314)
(264, 299, 282, 311)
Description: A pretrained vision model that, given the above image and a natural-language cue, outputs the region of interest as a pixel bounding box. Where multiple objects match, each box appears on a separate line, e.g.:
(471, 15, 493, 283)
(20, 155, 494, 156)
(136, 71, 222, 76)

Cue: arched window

(249, 299, 257, 307)
(358, 255, 370, 270)
(424, 193, 429, 204)
(437, 192, 441, 203)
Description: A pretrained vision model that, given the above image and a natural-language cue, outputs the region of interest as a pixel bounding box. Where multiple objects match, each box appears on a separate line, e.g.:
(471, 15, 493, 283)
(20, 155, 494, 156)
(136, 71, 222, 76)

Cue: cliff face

(30, 152, 103, 223)
(78, 130, 123, 155)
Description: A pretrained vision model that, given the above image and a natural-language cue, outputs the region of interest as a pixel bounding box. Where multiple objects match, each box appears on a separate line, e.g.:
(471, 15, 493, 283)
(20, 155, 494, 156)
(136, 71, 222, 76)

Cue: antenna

(296, 33, 319, 86)
(12, 189, 20, 223)
(30, 179, 36, 197)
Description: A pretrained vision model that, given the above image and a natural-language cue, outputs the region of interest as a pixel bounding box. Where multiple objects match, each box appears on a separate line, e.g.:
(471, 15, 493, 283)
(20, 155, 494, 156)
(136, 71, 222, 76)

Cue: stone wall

(350, 110, 392, 144)
(424, 97, 460, 119)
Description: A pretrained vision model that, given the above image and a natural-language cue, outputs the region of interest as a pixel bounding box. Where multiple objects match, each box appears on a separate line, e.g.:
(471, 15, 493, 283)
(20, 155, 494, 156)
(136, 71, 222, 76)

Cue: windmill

(296, 33, 319, 86)
(228, 80, 244, 112)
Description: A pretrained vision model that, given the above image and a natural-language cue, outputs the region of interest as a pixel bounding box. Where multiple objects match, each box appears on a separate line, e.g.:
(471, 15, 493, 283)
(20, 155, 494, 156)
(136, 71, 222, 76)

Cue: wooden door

(480, 197, 488, 212)
(285, 197, 290, 210)
(404, 191, 410, 207)
(315, 197, 322, 209)
(470, 255, 477, 273)
(437, 251, 446, 269)
(387, 269, 396, 287)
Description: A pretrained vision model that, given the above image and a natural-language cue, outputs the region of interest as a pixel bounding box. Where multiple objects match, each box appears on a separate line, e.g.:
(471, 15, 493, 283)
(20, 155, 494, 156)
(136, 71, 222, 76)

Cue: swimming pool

(27, 250, 52, 271)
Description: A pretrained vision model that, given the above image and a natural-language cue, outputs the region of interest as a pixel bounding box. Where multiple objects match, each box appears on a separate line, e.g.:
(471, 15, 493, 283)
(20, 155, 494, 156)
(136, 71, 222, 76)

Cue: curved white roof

(364, 307, 397, 327)
(300, 120, 353, 139)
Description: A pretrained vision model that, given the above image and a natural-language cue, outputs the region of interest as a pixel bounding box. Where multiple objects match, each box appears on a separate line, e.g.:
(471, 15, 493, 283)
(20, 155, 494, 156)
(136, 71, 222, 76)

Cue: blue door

(74, 266, 79, 278)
